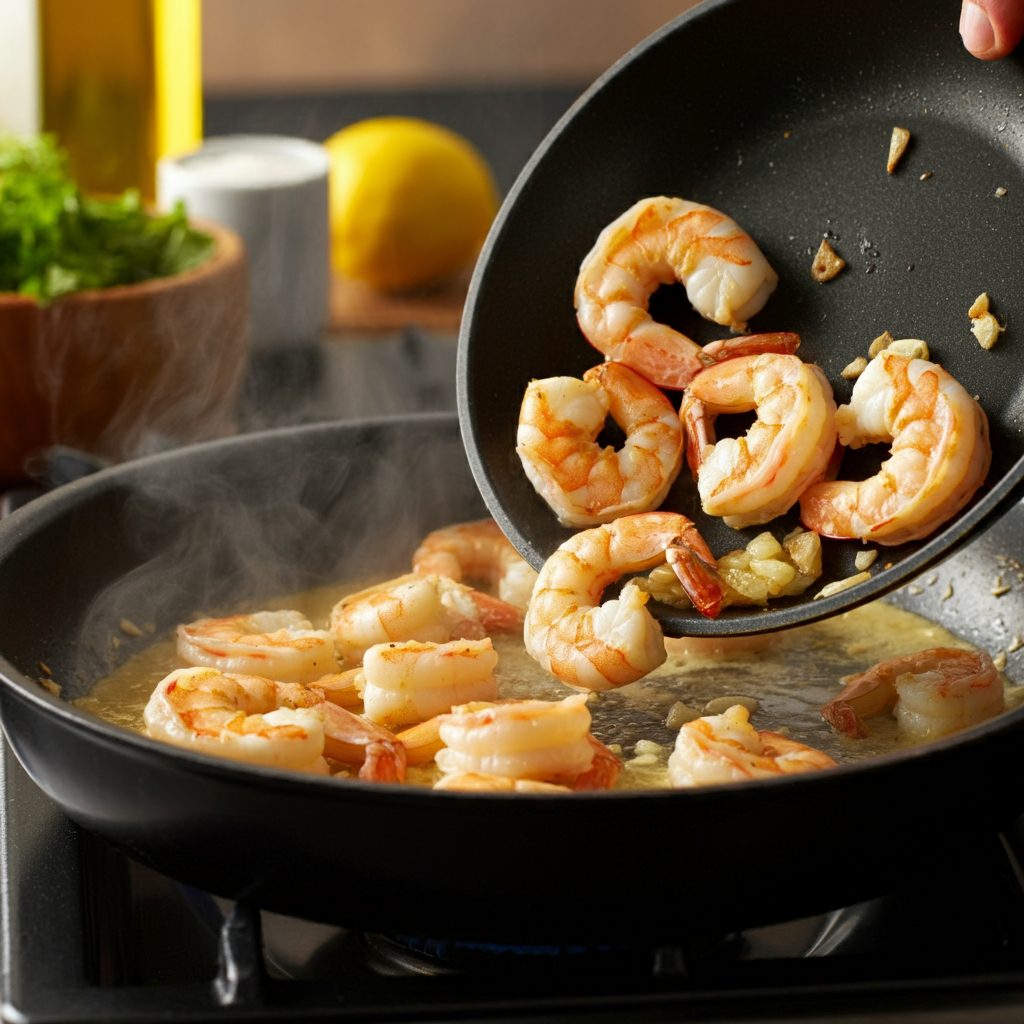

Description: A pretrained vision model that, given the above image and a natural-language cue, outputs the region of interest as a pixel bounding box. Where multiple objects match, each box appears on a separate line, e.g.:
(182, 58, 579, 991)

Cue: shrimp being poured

(412, 519, 538, 610)
(681, 353, 838, 528)
(667, 704, 836, 787)
(177, 609, 337, 684)
(575, 196, 789, 389)
(821, 647, 1003, 741)
(330, 573, 520, 665)
(433, 694, 621, 790)
(524, 511, 723, 690)
(144, 667, 406, 782)
(799, 351, 991, 545)
(517, 360, 683, 527)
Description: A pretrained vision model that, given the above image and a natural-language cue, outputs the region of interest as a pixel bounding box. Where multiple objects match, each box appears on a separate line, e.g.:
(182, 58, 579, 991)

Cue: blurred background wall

(202, 0, 702, 93)
(200, 0, 704, 194)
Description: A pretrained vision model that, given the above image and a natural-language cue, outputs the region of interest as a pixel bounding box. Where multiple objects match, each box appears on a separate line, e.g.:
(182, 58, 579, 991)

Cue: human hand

(960, 0, 1024, 59)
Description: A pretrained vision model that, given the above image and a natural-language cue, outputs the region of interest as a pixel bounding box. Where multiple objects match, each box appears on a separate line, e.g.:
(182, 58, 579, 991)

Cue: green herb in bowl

(0, 134, 214, 304)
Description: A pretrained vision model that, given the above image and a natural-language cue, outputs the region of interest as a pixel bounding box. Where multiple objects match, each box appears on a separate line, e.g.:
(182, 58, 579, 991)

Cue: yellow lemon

(325, 116, 499, 291)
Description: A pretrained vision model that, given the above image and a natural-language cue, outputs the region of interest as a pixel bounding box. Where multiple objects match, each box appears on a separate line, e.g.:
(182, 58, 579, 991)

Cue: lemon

(325, 116, 499, 291)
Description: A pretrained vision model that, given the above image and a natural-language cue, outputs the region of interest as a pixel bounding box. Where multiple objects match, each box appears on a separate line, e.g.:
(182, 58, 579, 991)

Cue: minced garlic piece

(886, 337, 930, 360)
(637, 529, 822, 609)
(969, 293, 1004, 349)
(994, 651, 1008, 671)
(811, 238, 845, 282)
(972, 313, 1003, 350)
(842, 356, 868, 379)
(854, 549, 878, 571)
(1009, 636, 1023, 653)
(941, 582, 954, 601)
(39, 678, 61, 696)
(969, 293, 990, 318)
(120, 618, 143, 637)
(868, 330, 895, 358)
(888, 126, 911, 173)
(814, 572, 871, 599)
(666, 702, 702, 729)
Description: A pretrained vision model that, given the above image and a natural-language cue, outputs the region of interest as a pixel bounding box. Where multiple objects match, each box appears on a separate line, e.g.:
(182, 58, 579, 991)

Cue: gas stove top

(4, 733, 1024, 1023)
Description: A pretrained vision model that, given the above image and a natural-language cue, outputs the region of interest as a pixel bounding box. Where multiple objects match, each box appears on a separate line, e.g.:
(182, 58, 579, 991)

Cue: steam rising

(73, 416, 485, 691)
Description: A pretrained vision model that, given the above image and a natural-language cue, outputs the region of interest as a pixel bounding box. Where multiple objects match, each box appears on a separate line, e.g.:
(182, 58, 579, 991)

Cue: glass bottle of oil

(39, 0, 202, 201)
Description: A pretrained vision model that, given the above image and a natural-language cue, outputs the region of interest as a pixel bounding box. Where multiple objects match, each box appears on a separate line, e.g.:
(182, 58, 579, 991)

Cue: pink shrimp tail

(359, 740, 408, 784)
(469, 590, 523, 633)
(572, 735, 622, 791)
(665, 527, 724, 619)
(701, 332, 801, 363)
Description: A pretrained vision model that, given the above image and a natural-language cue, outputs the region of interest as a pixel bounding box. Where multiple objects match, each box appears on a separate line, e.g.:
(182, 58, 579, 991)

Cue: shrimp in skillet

(360, 637, 499, 729)
(574, 196, 787, 389)
(517, 360, 684, 527)
(799, 351, 991, 545)
(681, 353, 838, 528)
(667, 704, 836, 787)
(524, 511, 723, 690)
(144, 667, 406, 781)
(433, 694, 621, 790)
(177, 610, 337, 684)
(330, 573, 520, 665)
(821, 647, 1003, 741)
(412, 518, 538, 610)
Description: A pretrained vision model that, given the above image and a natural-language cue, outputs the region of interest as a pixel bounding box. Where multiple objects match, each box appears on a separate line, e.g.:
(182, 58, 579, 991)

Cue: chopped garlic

(666, 702, 702, 730)
(868, 330, 895, 358)
(814, 572, 871, 599)
(120, 618, 143, 637)
(968, 293, 990, 318)
(886, 337, 930, 360)
(811, 238, 845, 282)
(842, 356, 868, 379)
(994, 651, 1008, 671)
(887, 126, 911, 173)
(971, 312, 1003, 350)
(703, 695, 759, 716)
(854, 549, 878, 571)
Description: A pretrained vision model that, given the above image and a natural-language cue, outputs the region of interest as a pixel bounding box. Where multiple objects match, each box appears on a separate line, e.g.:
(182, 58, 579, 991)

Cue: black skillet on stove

(458, 0, 1024, 635)
(1, 414, 1024, 947)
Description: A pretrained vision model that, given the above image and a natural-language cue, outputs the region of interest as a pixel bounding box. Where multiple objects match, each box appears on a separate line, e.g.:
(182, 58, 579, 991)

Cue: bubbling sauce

(76, 585, 1015, 789)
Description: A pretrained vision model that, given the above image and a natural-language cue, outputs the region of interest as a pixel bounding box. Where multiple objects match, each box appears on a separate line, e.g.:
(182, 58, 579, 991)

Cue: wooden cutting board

(329, 266, 471, 333)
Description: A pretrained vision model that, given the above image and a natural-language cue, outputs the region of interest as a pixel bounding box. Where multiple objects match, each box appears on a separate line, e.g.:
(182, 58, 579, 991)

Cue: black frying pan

(1, 413, 1024, 944)
(458, 0, 1024, 636)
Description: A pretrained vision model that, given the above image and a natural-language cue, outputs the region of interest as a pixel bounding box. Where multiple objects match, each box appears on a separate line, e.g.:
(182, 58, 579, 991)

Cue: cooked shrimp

(516, 361, 684, 527)
(667, 704, 836, 787)
(799, 351, 991, 545)
(412, 519, 538, 610)
(524, 511, 723, 690)
(360, 637, 499, 729)
(574, 196, 781, 389)
(144, 667, 406, 782)
(330, 573, 520, 665)
(681, 353, 838, 528)
(434, 694, 620, 789)
(177, 610, 337, 684)
(144, 667, 327, 773)
(821, 647, 1003, 741)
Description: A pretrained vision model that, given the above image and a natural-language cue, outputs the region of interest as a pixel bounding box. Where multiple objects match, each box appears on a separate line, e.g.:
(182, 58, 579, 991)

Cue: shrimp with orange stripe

(574, 196, 795, 389)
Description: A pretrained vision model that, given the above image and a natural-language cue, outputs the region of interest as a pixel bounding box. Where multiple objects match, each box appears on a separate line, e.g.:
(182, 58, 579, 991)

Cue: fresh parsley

(0, 133, 214, 304)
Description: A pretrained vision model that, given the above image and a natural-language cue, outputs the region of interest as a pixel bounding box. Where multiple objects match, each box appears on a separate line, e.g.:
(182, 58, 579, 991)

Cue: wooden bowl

(0, 220, 249, 487)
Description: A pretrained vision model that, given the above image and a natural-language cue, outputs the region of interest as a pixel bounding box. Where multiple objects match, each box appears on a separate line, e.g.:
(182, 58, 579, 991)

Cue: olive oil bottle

(0, 0, 202, 201)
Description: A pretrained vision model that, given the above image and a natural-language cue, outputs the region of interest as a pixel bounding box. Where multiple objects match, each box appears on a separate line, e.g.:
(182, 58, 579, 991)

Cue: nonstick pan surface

(1, 414, 1024, 944)
(458, 0, 1024, 637)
